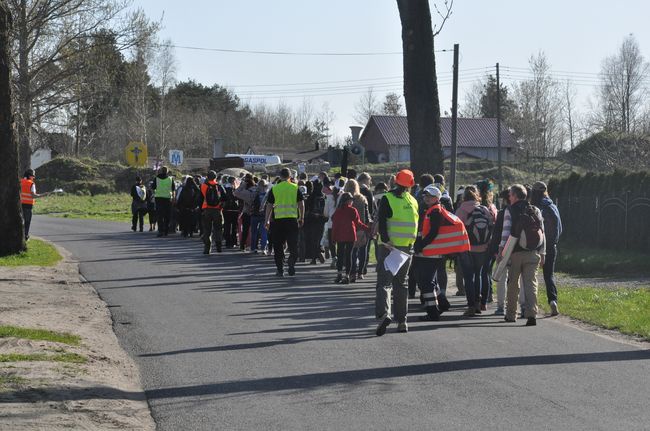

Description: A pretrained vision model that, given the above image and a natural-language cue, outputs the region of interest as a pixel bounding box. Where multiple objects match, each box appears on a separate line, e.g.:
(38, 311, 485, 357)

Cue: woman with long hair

(344, 179, 370, 282)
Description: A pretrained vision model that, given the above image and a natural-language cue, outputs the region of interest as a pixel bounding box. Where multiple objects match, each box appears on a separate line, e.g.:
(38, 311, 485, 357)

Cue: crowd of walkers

(129, 165, 562, 336)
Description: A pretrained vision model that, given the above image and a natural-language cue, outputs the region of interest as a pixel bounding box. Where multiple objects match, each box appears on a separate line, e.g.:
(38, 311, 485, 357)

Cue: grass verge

(0, 239, 62, 267)
(0, 353, 87, 364)
(0, 326, 80, 346)
(0, 374, 27, 388)
(556, 242, 650, 277)
(538, 285, 650, 341)
(34, 193, 132, 223)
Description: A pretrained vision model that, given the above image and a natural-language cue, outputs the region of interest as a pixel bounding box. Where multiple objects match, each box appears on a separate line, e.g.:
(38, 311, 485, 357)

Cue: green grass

(556, 242, 650, 277)
(0, 326, 80, 346)
(0, 239, 62, 267)
(538, 285, 650, 340)
(0, 374, 26, 388)
(34, 193, 132, 223)
(0, 352, 87, 364)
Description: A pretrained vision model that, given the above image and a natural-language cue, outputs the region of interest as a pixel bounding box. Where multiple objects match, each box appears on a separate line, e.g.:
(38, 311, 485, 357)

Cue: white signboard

(225, 153, 282, 167)
(169, 150, 184, 167)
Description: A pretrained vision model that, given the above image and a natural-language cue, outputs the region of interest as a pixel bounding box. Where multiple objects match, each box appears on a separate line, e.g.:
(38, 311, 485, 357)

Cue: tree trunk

(397, 0, 444, 177)
(17, 0, 31, 171)
(0, 0, 26, 255)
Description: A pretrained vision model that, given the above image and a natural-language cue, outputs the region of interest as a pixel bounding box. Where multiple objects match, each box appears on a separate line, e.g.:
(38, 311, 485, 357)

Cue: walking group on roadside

(127, 165, 562, 337)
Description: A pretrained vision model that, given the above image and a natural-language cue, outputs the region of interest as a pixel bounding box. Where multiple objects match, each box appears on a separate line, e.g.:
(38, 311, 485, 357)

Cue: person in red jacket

(331, 192, 370, 284)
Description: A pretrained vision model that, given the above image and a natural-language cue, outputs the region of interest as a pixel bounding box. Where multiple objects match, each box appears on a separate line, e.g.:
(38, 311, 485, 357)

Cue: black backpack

(251, 191, 266, 216)
(517, 204, 544, 251)
(465, 205, 493, 246)
(205, 183, 221, 207)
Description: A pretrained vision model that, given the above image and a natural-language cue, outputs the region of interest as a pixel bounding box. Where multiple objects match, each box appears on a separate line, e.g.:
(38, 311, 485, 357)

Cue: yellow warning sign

(125, 142, 148, 167)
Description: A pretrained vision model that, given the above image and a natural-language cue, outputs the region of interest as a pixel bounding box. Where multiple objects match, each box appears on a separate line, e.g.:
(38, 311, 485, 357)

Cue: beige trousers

(506, 251, 541, 320)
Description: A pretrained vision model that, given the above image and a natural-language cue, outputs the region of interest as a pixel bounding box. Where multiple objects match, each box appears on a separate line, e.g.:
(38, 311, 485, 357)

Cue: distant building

(359, 115, 517, 163)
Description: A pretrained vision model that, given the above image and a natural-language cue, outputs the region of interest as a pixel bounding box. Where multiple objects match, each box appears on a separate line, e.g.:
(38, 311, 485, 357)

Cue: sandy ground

(0, 242, 155, 430)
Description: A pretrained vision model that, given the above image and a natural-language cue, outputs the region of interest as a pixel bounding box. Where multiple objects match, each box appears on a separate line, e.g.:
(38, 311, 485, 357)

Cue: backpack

(223, 187, 239, 211)
(205, 183, 221, 207)
(465, 205, 493, 246)
(251, 191, 266, 216)
(517, 204, 544, 251)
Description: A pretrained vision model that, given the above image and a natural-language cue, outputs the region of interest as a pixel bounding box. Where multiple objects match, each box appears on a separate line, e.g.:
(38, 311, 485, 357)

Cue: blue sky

(136, 0, 650, 142)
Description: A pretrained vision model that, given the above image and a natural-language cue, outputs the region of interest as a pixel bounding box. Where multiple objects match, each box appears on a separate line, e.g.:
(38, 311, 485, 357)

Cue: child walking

(331, 192, 370, 284)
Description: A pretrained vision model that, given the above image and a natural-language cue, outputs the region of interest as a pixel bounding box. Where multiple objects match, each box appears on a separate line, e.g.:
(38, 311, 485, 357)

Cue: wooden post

(449, 43, 459, 195)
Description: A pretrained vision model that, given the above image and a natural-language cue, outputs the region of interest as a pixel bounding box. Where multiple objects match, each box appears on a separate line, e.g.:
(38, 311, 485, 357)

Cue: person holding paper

(374, 169, 419, 336)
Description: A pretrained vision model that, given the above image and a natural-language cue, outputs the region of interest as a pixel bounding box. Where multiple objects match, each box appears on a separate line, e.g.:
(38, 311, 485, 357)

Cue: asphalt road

(34, 216, 650, 431)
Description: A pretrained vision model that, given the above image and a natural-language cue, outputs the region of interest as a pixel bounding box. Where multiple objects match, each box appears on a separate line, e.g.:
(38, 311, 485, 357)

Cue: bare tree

(460, 79, 484, 117)
(353, 87, 380, 125)
(511, 52, 566, 166)
(314, 101, 335, 147)
(6, 0, 156, 170)
(564, 79, 577, 150)
(596, 34, 649, 134)
(153, 38, 177, 157)
(382, 92, 405, 116)
(0, 0, 26, 255)
(396, 0, 452, 176)
(295, 97, 314, 132)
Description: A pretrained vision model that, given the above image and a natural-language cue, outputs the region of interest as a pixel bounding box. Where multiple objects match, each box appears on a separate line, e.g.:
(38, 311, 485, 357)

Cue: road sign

(169, 150, 184, 167)
(125, 142, 148, 167)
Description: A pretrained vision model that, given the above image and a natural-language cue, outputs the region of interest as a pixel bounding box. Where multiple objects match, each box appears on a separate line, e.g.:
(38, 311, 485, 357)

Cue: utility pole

(449, 43, 459, 195)
(496, 62, 503, 191)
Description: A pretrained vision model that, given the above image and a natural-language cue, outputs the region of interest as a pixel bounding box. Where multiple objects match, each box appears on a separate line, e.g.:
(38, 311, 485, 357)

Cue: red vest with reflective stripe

(421, 204, 470, 256)
(20, 178, 35, 205)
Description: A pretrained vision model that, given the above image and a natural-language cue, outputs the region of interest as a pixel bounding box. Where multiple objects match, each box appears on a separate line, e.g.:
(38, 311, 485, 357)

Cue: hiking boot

(334, 274, 343, 284)
(376, 314, 392, 336)
(525, 317, 537, 326)
(287, 267, 296, 276)
(397, 322, 408, 333)
(550, 301, 559, 316)
(494, 307, 505, 316)
(463, 308, 476, 317)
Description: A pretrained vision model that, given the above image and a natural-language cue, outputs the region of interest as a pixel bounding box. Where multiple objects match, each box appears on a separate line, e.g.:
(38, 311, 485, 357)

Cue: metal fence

(556, 193, 650, 252)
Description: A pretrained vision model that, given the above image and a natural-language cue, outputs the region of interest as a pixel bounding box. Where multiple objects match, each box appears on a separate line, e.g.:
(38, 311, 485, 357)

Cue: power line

(156, 43, 456, 56)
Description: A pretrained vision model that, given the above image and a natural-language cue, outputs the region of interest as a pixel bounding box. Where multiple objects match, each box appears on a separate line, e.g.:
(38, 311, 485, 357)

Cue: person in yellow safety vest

(20, 169, 52, 241)
(264, 167, 305, 277)
(374, 169, 419, 336)
(152, 166, 175, 237)
(413, 185, 471, 321)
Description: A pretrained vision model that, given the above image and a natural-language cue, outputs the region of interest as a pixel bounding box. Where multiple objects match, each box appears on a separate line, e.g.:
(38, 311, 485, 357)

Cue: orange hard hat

(395, 169, 415, 188)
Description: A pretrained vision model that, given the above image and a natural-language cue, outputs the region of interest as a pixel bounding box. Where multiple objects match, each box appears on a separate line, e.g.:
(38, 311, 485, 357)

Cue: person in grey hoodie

(531, 181, 562, 316)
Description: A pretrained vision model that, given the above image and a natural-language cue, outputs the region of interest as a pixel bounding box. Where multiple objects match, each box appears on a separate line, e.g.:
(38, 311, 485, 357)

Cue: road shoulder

(0, 240, 155, 430)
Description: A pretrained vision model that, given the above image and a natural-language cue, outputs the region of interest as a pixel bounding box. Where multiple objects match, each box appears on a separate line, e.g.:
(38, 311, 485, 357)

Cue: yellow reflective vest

(272, 181, 298, 219)
(384, 191, 418, 247)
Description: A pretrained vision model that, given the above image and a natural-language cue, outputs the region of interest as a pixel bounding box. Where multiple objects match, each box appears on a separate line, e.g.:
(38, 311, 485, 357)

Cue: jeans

(458, 251, 487, 308)
(154, 198, 171, 235)
(271, 219, 299, 272)
(375, 245, 412, 324)
(543, 244, 558, 303)
(336, 242, 354, 274)
(350, 243, 368, 276)
(250, 215, 268, 251)
(22, 204, 33, 239)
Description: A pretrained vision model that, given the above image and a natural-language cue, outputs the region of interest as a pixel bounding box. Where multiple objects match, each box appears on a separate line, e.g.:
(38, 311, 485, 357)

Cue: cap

(422, 185, 441, 198)
(532, 181, 547, 192)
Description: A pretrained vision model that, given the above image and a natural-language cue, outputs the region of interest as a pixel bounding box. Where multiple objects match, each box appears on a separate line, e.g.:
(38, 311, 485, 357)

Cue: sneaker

(275, 270, 284, 277)
(263, 250, 269, 256)
(525, 317, 537, 326)
(397, 322, 408, 333)
(376, 314, 392, 336)
(287, 267, 296, 276)
(494, 307, 505, 316)
(550, 301, 559, 316)
(334, 274, 343, 284)
(480, 304, 487, 311)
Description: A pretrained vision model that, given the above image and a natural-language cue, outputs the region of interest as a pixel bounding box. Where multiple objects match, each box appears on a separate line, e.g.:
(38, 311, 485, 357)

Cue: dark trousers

(350, 243, 368, 276)
(543, 244, 558, 303)
(155, 198, 172, 235)
(22, 204, 33, 239)
(223, 211, 239, 247)
(202, 208, 223, 251)
(179, 208, 195, 236)
(131, 202, 146, 231)
(414, 256, 445, 318)
(304, 222, 325, 260)
(459, 251, 487, 308)
(271, 219, 299, 272)
(336, 242, 354, 274)
(240, 213, 251, 250)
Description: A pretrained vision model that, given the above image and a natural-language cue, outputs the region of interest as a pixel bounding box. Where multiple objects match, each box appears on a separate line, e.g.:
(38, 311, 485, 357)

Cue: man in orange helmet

(374, 169, 419, 336)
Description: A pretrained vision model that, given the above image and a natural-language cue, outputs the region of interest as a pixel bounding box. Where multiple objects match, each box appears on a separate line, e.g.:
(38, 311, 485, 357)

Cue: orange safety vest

(20, 178, 35, 205)
(421, 204, 471, 256)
